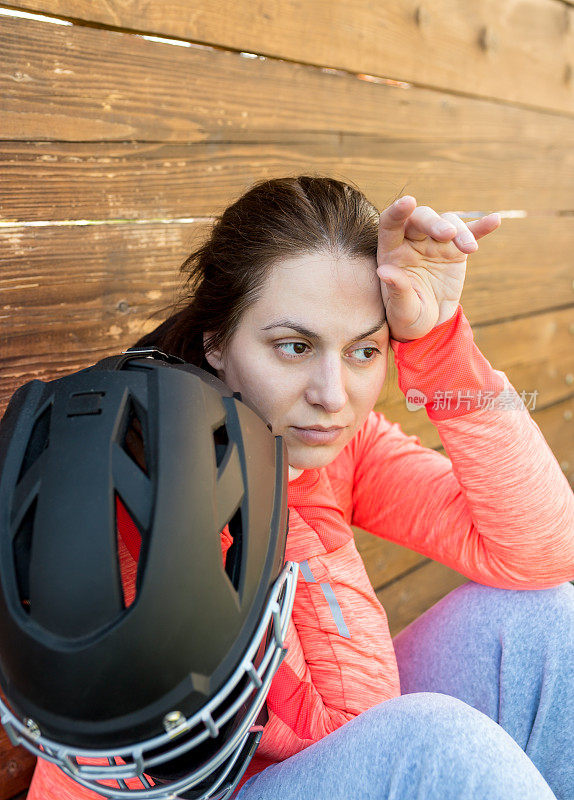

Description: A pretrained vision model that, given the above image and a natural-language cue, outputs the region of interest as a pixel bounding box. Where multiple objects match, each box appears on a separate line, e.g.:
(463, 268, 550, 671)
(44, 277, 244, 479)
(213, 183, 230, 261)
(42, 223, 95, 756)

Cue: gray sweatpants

(236, 580, 574, 800)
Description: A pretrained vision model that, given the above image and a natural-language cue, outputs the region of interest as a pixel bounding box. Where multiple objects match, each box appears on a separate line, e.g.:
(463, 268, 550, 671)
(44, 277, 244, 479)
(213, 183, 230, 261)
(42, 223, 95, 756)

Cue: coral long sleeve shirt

(28, 304, 574, 800)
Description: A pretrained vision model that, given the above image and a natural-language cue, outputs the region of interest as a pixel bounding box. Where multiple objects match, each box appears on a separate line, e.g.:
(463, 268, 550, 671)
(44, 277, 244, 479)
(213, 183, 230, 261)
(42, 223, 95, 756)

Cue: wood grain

(0, 14, 573, 157)
(354, 526, 428, 589)
(2, 137, 574, 224)
(376, 560, 470, 638)
(0, 220, 191, 410)
(5, 0, 574, 113)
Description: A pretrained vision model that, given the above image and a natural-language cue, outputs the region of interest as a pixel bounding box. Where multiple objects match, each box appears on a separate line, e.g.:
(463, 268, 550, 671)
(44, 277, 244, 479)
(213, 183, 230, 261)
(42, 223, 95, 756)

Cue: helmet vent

(213, 423, 229, 468)
(13, 498, 37, 614)
(224, 506, 243, 591)
(122, 399, 148, 476)
(115, 493, 142, 609)
(17, 403, 52, 484)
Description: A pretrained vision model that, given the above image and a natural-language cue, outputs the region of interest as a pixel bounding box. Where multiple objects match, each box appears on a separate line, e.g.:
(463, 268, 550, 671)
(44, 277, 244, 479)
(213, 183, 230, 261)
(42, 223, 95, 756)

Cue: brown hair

(132, 174, 392, 373)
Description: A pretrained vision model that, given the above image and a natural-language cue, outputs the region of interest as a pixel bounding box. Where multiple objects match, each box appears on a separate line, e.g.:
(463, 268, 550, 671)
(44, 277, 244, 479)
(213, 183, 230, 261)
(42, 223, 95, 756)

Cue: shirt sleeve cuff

(389, 304, 505, 421)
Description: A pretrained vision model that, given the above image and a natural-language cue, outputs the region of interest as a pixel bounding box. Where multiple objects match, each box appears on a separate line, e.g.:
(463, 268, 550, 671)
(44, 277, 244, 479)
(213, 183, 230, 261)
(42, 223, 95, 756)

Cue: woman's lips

(290, 426, 345, 445)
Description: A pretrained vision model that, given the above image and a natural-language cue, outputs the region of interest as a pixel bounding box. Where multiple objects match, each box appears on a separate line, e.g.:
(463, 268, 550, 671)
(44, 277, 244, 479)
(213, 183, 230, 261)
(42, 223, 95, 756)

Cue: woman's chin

(286, 441, 344, 471)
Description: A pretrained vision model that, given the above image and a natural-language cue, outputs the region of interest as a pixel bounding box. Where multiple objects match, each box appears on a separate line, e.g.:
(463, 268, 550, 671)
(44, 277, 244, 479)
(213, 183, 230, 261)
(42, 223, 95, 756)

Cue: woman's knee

(366, 690, 517, 749)
(360, 693, 555, 797)
(239, 693, 556, 800)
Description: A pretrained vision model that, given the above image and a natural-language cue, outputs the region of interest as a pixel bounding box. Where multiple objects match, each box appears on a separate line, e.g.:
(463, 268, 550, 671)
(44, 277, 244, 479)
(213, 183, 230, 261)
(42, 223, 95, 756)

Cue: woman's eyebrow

(261, 317, 387, 340)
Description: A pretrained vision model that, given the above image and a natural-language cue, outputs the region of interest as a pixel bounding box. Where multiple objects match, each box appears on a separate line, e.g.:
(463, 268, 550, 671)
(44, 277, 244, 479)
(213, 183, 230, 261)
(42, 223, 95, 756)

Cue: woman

(29, 176, 574, 799)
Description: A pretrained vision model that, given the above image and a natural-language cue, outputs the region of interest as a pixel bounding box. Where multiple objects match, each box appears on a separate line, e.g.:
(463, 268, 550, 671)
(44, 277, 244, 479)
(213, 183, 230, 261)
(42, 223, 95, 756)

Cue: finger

(403, 206, 458, 243)
(377, 195, 418, 255)
(376, 264, 421, 320)
(466, 213, 502, 240)
(439, 212, 478, 253)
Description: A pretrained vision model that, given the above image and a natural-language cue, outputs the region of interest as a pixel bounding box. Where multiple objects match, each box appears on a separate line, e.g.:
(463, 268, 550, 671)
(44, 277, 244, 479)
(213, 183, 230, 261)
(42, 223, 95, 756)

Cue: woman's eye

(350, 346, 379, 362)
(276, 342, 309, 358)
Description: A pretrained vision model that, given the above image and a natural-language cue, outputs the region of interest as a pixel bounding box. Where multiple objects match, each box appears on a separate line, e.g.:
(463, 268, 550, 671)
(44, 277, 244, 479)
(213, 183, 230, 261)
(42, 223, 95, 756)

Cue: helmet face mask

(0, 349, 298, 799)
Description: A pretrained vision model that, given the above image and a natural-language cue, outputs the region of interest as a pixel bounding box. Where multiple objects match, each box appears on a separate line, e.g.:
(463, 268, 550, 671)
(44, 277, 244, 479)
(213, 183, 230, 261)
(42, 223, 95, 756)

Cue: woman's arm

(351, 305, 574, 589)
(256, 505, 401, 760)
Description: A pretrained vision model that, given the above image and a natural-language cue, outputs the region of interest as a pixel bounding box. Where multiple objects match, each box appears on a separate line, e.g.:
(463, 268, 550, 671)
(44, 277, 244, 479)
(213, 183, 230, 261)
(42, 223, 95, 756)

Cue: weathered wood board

(4, 0, 574, 113)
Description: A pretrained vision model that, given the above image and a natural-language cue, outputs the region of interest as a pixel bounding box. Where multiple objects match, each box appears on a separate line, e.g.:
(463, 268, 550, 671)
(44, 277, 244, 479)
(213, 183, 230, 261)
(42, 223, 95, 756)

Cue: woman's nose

(304, 357, 347, 413)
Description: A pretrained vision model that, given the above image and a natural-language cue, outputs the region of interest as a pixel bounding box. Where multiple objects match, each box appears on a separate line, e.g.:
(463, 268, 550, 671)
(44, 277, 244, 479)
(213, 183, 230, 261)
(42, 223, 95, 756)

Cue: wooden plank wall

(1, 1, 573, 795)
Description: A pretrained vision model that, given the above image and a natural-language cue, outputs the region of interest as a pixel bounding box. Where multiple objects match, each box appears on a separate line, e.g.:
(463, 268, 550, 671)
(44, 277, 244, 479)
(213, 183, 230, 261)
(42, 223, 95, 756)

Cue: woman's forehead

(261, 251, 380, 306)
(246, 251, 385, 339)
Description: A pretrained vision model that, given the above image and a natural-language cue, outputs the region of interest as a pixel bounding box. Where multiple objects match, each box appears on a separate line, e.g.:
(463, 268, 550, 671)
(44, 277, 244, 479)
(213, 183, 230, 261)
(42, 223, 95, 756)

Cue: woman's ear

(203, 332, 224, 374)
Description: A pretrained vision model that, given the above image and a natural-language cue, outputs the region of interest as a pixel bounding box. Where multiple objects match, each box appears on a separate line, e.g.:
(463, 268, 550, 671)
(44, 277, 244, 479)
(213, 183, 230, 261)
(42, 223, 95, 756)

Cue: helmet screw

(163, 711, 186, 734)
(25, 718, 41, 739)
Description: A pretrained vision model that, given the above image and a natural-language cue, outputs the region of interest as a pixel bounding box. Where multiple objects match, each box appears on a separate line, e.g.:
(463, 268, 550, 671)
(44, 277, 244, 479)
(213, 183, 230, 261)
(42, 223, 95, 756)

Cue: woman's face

(205, 251, 389, 471)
